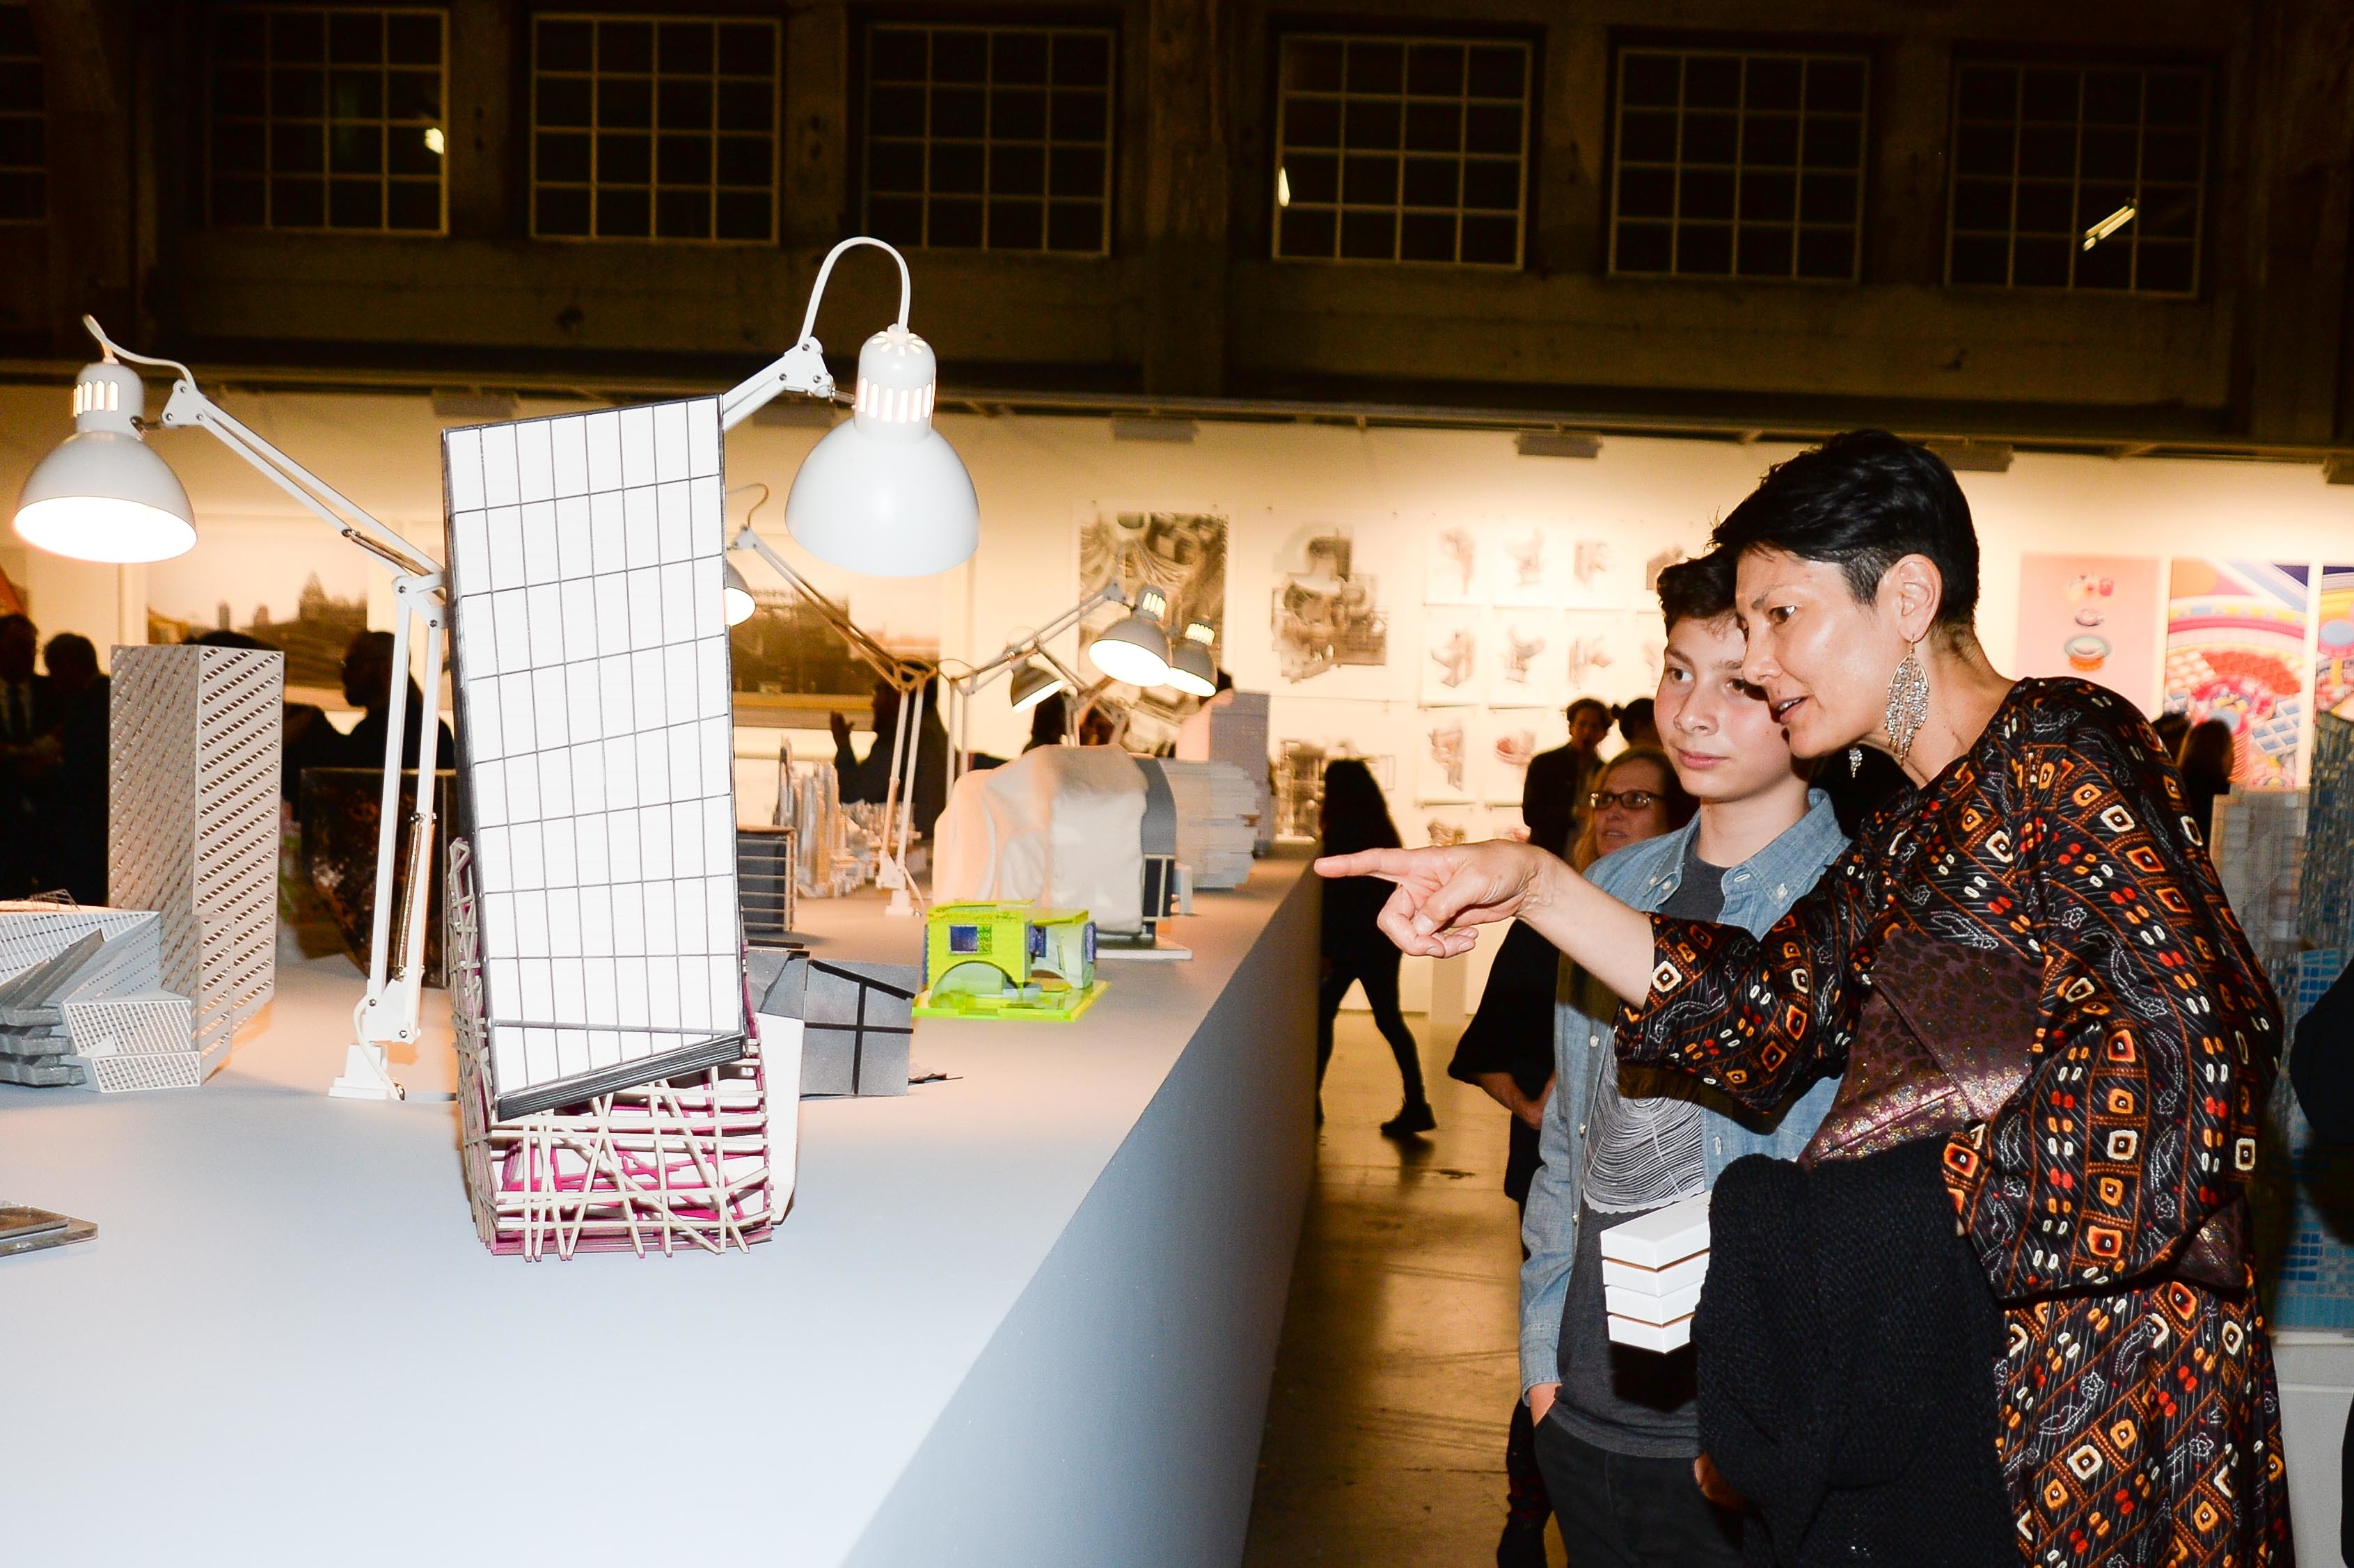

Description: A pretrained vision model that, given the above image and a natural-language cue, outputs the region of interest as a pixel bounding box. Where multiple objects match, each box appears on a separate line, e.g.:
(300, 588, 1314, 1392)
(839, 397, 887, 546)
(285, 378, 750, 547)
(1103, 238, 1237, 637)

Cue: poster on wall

(1493, 522, 1562, 608)
(1474, 710, 1545, 807)
(2316, 565, 2354, 720)
(1269, 528, 1389, 690)
(1077, 508, 1229, 678)
(1417, 714, 1474, 804)
(1419, 807, 1473, 848)
(1489, 608, 1561, 708)
(145, 517, 377, 702)
(1421, 607, 1483, 705)
(1424, 521, 1485, 605)
(1269, 731, 1398, 841)
(2013, 554, 2162, 713)
(1561, 533, 1632, 611)
(2165, 559, 2311, 789)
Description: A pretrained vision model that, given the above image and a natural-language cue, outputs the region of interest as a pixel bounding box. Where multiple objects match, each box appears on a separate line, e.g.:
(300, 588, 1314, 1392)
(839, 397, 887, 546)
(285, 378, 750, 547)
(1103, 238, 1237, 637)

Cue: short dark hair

(42, 633, 97, 677)
(1656, 551, 1738, 633)
(1711, 429, 1979, 628)
(1565, 696, 1609, 725)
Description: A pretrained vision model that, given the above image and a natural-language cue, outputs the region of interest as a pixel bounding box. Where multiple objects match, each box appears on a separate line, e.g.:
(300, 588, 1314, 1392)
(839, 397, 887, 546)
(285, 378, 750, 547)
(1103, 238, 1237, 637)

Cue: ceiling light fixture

(2082, 201, 2137, 251)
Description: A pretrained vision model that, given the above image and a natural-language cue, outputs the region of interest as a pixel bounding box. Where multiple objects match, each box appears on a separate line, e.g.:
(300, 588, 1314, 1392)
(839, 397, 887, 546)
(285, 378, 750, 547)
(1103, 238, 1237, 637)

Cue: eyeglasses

(1588, 789, 1663, 811)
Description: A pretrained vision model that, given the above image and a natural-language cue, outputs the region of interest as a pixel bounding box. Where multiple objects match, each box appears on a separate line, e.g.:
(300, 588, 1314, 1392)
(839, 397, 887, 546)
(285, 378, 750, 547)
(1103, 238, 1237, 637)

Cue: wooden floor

(1242, 1008, 1565, 1567)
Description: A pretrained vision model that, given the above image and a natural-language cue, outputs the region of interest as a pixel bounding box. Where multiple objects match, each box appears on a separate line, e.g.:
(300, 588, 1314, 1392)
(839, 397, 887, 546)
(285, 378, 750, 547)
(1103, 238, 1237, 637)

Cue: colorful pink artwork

(2014, 554, 2161, 713)
(2316, 566, 2354, 719)
(2164, 559, 2311, 789)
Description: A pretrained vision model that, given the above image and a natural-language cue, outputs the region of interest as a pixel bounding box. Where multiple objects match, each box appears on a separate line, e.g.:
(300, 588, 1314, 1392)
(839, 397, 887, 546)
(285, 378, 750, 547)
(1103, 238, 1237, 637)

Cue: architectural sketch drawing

(1419, 718, 1471, 804)
(1425, 523, 1483, 604)
(1270, 532, 1388, 683)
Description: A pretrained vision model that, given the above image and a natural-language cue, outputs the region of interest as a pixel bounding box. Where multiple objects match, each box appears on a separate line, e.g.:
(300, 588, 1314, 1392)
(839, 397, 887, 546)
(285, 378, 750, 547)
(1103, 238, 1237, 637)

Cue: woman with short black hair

(1320, 430, 2288, 1565)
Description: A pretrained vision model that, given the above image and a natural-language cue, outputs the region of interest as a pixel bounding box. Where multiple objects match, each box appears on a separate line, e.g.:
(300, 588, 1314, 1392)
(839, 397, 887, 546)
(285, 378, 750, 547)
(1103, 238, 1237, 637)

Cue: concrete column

(26, 0, 135, 352)
(1868, 36, 1950, 287)
(2238, 0, 2354, 444)
(1531, 24, 1606, 275)
(445, 0, 514, 239)
(1140, 0, 1229, 396)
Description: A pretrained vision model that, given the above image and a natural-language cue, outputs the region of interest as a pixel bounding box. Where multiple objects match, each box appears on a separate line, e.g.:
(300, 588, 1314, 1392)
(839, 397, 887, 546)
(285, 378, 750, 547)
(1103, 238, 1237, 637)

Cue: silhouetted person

(2178, 717, 2234, 838)
(830, 676, 949, 837)
(0, 612, 58, 896)
(338, 629, 454, 772)
(35, 633, 107, 905)
(1316, 758, 1432, 1136)
(2153, 709, 2192, 760)
(1614, 696, 1660, 749)
(1022, 690, 1068, 752)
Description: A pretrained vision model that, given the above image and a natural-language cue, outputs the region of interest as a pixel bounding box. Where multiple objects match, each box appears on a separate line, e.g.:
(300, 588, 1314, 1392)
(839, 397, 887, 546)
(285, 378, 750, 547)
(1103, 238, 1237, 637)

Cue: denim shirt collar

(1588, 788, 1847, 934)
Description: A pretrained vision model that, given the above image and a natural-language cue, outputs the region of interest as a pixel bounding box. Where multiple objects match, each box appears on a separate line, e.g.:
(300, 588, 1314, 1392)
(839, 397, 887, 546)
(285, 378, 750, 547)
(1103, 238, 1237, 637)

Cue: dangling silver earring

(1883, 641, 1930, 767)
(1848, 746, 1863, 777)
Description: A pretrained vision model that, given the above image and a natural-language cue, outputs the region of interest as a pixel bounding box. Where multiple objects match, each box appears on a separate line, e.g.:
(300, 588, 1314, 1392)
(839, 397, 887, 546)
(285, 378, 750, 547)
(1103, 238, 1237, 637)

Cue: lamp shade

(1167, 620, 1217, 697)
(722, 560, 757, 626)
(1009, 658, 1065, 712)
(1087, 586, 1171, 686)
(783, 325, 978, 578)
(14, 362, 196, 564)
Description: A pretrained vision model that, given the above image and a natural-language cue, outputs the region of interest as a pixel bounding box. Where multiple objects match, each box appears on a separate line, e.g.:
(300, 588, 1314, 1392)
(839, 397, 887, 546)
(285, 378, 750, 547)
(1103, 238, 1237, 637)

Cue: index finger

(1313, 848, 1428, 882)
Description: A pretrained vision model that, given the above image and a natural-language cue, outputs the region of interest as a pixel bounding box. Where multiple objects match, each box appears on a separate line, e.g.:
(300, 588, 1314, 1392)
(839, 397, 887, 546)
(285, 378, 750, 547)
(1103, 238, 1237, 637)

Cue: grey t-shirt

(1550, 837, 1724, 1458)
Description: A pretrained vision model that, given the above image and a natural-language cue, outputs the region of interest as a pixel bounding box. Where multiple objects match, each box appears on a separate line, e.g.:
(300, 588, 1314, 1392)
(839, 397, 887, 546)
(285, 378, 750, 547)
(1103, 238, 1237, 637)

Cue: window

(1610, 47, 1866, 281)
(207, 6, 446, 232)
(1946, 62, 2206, 294)
(0, 1, 40, 223)
(532, 15, 778, 243)
(862, 24, 1114, 254)
(1272, 34, 1529, 267)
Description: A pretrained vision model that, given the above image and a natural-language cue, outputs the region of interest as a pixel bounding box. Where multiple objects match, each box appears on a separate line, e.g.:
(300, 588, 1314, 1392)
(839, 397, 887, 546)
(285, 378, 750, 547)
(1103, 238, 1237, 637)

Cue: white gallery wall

(6, 379, 2354, 1006)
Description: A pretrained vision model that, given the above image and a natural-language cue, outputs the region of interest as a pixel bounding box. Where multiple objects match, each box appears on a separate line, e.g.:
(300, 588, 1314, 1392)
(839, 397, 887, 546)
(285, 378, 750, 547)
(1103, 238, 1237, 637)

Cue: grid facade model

(863, 23, 1114, 255)
(1946, 61, 2206, 294)
(1609, 47, 1867, 282)
(108, 645, 283, 1071)
(0, 2, 41, 223)
(531, 13, 779, 243)
(205, 4, 446, 233)
(443, 397, 748, 1121)
(1274, 33, 1528, 267)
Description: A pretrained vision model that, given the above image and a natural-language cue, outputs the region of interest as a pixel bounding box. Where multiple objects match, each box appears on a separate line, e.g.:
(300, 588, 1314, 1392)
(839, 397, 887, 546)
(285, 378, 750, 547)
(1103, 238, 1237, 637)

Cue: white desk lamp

(945, 582, 1131, 789)
(13, 316, 446, 1102)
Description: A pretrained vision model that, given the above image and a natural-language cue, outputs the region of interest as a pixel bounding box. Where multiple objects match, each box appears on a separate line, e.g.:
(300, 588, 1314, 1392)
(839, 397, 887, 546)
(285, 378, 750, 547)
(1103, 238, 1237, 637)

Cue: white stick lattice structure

(107, 647, 282, 1072)
(449, 839, 775, 1260)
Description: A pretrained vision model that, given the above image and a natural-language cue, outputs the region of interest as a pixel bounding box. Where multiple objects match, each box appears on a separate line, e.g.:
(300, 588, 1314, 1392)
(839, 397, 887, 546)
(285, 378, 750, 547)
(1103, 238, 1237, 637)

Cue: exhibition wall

(5, 381, 2353, 1002)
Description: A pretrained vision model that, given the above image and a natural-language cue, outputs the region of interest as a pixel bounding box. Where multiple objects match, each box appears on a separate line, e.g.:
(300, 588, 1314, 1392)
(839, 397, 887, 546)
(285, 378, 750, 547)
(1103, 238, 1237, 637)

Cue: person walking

(1316, 758, 1434, 1136)
(1319, 431, 2288, 1565)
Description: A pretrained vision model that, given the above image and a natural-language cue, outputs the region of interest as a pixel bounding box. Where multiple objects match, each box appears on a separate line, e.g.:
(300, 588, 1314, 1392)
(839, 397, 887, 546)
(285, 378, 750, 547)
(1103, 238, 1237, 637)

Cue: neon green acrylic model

(913, 902, 1105, 1021)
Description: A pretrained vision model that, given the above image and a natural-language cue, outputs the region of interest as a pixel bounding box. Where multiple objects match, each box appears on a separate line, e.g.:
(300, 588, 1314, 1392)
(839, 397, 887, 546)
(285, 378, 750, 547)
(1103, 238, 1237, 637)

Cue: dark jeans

(1316, 949, 1427, 1107)
(1533, 1416, 1743, 1567)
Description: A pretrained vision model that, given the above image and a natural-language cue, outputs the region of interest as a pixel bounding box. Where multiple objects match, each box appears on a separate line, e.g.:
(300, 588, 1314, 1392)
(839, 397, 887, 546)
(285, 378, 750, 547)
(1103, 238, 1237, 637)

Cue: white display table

(0, 855, 1320, 1567)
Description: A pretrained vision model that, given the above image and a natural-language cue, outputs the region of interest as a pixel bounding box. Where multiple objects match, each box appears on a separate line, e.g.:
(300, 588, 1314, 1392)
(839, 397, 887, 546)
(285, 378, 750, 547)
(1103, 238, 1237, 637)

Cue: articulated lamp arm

(718, 237, 914, 432)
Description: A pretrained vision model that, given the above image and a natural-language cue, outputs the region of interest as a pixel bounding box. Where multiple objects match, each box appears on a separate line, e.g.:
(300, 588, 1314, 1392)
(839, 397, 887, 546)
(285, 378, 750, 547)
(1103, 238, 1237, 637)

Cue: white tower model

(108, 643, 283, 1072)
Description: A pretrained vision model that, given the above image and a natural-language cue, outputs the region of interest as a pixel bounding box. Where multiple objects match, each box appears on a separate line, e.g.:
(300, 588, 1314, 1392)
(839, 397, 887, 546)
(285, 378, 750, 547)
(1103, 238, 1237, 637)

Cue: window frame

(856, 19, 1119, 257)
(528, 10, 784, 246)
(1941, 56, 2211, 298)
(203, 3, 451, 237)
(1605, 42, 1872, 285)
(1269, 29, 1534, 270)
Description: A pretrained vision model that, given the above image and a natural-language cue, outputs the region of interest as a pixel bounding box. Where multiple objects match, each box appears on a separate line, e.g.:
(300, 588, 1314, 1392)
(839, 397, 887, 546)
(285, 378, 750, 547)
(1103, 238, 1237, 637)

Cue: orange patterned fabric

(1619, 676, 2291, 1566)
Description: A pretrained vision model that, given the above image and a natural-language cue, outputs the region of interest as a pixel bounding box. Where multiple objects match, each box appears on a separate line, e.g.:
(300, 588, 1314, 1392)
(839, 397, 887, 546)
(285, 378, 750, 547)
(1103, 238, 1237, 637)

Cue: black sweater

(1696, 1137, 2013, 1567)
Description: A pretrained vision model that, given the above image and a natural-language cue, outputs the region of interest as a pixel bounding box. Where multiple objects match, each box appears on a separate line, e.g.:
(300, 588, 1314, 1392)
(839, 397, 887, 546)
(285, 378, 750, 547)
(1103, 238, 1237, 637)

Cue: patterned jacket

(1617, 677, 2290, 1566)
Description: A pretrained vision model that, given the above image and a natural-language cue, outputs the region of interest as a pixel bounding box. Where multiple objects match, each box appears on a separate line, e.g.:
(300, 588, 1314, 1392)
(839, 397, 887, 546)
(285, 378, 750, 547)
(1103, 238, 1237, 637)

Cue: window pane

(864, 24, 1115, 254)
(1609, 49, 1865, 283)
(1941, 60, 2206, 294)
(528, 13, 781, 244)
(1277, 33, 1529, 268)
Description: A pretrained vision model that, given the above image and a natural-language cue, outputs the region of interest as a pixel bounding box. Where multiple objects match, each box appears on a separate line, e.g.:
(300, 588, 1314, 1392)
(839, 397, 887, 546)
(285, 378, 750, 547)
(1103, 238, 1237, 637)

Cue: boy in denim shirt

(1520, 551, 1851, 1562)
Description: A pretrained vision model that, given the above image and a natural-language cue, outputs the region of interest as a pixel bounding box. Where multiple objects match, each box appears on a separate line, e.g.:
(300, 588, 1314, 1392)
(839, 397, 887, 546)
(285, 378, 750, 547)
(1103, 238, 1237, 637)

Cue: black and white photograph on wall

(145, 518, 377, 701)
(1271, 530, 1388, 684)
(1272, 736, 1396, 841)
(1077, 507, 1228, 675)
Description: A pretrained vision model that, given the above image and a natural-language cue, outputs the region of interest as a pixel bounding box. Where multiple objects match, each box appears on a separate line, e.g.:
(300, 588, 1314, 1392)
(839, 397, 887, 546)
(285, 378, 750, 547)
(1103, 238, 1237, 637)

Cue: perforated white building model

(109, 644, 283, 1072)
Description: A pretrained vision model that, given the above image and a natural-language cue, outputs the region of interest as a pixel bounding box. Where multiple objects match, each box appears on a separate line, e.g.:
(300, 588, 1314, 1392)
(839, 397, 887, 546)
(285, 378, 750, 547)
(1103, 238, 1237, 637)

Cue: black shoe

(1380, 1101, 1436, 1137)
(1496, 1517, 1549, 1568)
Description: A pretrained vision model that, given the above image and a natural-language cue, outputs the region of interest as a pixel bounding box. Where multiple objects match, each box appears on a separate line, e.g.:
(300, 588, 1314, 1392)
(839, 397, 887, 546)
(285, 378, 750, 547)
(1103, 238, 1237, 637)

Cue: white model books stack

(1176, 689, 1272, 853)
(1155, 759, 1258, 889)
(1599, 1191, 1709, 1352)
